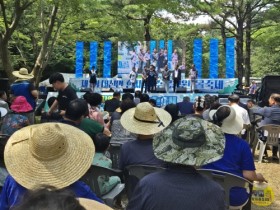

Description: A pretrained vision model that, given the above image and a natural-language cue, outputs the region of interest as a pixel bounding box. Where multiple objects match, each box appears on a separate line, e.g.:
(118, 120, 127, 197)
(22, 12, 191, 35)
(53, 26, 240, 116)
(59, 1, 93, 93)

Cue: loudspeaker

(123, 88, 134, 93)
(156, 88, 166, 93)
(176, 87, 187, 93)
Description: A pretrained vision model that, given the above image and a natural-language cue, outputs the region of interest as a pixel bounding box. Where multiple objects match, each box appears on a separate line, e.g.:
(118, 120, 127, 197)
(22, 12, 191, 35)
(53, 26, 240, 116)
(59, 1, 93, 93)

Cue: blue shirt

(127, 166, 225, 210)
(202, 134, 255, 206)
(119, 138, 164, 170)
(11, 81, 36, 110)
(0, 175, 103, 210)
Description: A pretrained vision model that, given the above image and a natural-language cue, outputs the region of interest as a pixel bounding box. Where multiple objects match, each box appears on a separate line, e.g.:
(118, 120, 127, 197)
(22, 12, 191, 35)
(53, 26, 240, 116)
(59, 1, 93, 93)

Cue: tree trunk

(144, 14, 152, 41)
(32, 5, 58, 87)
(244, 3, 252, 86)
(236, 21, 244, 85)
(0, 38, 14, 81)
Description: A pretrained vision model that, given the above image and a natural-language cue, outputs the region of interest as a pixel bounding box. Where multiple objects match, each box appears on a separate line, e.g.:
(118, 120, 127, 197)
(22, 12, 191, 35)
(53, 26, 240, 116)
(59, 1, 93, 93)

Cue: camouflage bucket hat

(153, 117, 226, 166)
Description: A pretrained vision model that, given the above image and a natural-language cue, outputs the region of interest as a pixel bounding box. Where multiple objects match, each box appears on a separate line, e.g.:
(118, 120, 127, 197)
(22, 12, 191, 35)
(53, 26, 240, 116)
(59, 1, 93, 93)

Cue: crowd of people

(0, 69, 279, 210)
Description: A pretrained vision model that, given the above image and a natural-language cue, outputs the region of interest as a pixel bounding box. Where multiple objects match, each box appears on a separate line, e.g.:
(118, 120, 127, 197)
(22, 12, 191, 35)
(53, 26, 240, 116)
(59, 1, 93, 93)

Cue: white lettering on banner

(69, 78, 237, 94)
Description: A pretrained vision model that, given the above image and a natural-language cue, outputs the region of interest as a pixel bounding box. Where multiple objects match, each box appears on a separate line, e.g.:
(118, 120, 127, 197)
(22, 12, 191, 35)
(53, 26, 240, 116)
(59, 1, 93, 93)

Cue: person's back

(176, 99, 194, 115)
(127, 166, 224, 210)
(1, 113, 29, 136)
(111, 120, 137, 143)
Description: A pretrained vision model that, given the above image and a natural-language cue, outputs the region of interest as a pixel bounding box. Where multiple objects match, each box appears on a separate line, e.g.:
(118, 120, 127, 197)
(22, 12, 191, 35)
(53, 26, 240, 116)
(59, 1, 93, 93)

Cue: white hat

(209, 105, 243, 135)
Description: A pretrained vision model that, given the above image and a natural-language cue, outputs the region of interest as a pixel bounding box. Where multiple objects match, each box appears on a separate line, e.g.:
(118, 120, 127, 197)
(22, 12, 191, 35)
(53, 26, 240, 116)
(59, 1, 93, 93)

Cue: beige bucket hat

(4, 123, 95, 190)
(120, 102, 172, 135)
(12, 68, 34, 79)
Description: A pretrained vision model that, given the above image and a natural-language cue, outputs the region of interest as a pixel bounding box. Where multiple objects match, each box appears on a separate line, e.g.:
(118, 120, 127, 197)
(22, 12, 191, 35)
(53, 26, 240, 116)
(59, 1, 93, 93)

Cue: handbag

(251, 182, 274, 206)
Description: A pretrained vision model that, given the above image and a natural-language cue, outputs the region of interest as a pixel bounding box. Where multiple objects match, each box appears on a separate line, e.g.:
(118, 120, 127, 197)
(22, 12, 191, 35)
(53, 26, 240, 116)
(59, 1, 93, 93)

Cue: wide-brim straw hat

(209, 105, 243, 135)
(4, 123, 95, 190)
(78, 198, 113, 210)
(12, 67, 34, 79)
(120, 102, 172, 135)
(153, 117, 226, 166)
(0, 107, 8, 118)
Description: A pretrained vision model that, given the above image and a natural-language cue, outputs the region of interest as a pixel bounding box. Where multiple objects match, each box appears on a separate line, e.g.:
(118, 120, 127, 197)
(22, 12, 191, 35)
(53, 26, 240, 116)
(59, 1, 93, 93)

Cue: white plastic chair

(254, 124, 280, 163)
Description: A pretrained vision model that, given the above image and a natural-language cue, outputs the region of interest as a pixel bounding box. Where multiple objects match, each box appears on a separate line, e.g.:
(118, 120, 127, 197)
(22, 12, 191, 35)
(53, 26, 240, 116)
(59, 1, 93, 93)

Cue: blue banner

(193, 39, 203, 78)
(209, 39, 219, 78)
(159, 40, 165, 50)
(150, 40, 157, 54)
(103, 41, 112, 78)
(75, 41, 84, 78)
(90, 41, 98, 71)
(226, 38, 235, 78)
(167, 40, 173, 70)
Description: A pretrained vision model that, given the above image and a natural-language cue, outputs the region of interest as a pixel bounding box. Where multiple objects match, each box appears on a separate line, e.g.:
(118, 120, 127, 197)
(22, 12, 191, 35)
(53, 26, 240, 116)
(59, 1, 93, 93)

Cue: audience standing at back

(48, 73, 78, 117)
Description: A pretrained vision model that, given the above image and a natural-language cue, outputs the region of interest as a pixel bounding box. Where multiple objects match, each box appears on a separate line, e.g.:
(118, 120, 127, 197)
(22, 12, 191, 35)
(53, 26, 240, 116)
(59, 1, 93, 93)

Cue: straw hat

(153, 117, 225, 166)
(209, 105, 243, 135)
(0, 107, 7, 118)
(120, 102, 172, 135)
(78, 198, 113, 210)
(12, 68, 34, 79)
(4, 123, 95, 190)
(11, 96, 33, 113)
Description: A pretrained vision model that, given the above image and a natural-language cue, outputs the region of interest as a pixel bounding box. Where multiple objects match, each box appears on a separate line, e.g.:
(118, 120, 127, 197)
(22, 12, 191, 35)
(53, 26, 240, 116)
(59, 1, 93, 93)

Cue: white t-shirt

(129, 71, 137, 83)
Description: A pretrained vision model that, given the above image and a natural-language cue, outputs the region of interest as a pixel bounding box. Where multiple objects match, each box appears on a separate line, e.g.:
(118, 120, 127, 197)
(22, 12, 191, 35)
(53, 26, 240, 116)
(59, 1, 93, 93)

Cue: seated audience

(0, 91, 10, 112)
(191, 96, 205, 118)
(253, 93, 280, 159)
(204, 105, 266, 207)
(139, 93, 149, 103)
(176, 96, 194, 115)
(246, 99, 261, 123)
(41, 96, 63, 122)
(127, 117, 225, 210)
(148, 98, 156, 107)
(134, 90, 141, 105)
(104, 92, 121, 114)
(119, 102, 172, 170)
(110, 99, 137, 142)
(1, 96, 30, 136)
(84, 93, 109, 128)
(92, 133, 121, 195)
(0, 123, 103, 209)
(164, 104, 179, 123)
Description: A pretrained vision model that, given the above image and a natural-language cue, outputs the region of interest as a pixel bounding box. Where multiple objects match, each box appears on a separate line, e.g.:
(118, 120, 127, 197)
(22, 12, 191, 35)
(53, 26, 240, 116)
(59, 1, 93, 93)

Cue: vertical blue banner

(103, 41, 112, 78)
(226, 38, 235, 78)
(159, 40, 165, 50)
(150, 40, 156, 54)
(193, 39, 203, 78)
(90, 41, 98, 70)
(209, 39, 219, 78)
(75, 41, 84, 78)
(167, 40, 173, 69)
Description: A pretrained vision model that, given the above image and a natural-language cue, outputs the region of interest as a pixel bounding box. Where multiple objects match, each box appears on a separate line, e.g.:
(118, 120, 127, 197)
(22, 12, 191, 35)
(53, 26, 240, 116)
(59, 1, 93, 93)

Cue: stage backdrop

(69, 77, 238, 94)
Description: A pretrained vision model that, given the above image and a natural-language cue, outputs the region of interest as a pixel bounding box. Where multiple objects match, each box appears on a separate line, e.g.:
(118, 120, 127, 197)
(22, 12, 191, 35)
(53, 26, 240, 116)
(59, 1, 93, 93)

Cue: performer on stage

(172, 64, 181, 93)
(141, 66, 149, 93)
(89, 66, 97, 93)
(147, 65, 157, 93)
(129, 67, 137, 89)
(162, 65, 171, 93)
(189, 64, 197, 93)
(171, 49, 178, 70)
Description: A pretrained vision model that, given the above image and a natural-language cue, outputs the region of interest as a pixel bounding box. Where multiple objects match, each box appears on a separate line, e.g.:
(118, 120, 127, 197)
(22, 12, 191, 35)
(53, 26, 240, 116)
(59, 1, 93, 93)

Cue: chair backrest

(107, 142, 123, 169)
(124, 165, 166, 200)
(80, 165, 123, 197)
(0, 134, 10, 167)
(257, 124, 280, 146)
(197, 169, 252, 209)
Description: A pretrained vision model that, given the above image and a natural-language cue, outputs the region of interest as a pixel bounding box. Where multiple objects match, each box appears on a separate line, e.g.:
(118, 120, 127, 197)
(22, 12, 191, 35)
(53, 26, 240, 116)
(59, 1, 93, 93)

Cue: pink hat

(11, 96, 33, 113)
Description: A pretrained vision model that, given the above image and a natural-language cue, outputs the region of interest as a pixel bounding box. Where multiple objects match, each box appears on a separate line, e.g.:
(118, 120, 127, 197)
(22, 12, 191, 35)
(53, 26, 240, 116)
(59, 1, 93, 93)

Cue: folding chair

(198, 169, 253, 210)
(80, 165, 125, 207)
(107, 142, 123, 169)
(253, 124, 280, 163)
(124, 165, 166, 200)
